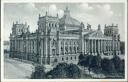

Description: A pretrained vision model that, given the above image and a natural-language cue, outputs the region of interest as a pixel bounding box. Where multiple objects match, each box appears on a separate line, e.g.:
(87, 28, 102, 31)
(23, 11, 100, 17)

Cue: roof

(84, 30, 112, 40)
(59, 15, 81, 27)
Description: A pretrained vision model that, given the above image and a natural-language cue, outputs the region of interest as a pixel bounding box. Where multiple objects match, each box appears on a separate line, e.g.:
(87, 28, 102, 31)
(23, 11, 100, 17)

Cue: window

(52, 49, 55, 55)
(55, 24, 57, 27)
(65, 47, 68, 54)
(52, 39, 56, 47)
(62, 57, 64, 61)
(70, 47, 72, 53)
(61, 47, 64, 55)
(74, 47, 76, 53)
(33, 41, 34, 49)
(70, 41, 72, 45)
(52, 23, 54, 27)
(66, 57, 68, 60)
(74, 56, 76, 60)
(74, 42, 75, 45)
(71, 57, 72, 60)
(77, 47, 79, 52)
(54, 59, 57, 62)
(49, 23, 51, 27)
(61, 41, 63, 45)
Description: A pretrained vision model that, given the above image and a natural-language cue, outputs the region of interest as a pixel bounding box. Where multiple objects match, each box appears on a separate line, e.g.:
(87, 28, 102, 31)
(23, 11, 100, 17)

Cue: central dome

(59, 7, 81, 27)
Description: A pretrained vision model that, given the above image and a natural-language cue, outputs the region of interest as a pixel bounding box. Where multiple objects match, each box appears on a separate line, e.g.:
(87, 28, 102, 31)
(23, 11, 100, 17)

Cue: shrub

(66, 64, 81, 78)
(78, 54, 85, 62)
(101, 58, 116, 73)
(89, 55, 102, 73)
(112, 56, 125, 73)
(47, 63, 81, 79)
(78, 55, 93, 67)
(47, 63, 68, 78)
(89, 56, 101, 68)
(31, 65, 46, 79)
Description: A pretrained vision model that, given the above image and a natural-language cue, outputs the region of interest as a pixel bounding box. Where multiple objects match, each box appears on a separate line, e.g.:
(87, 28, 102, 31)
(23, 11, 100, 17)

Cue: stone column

(118, 41, 120, 51)
(84, 39, 86, 54)
(90, 39, 92, 54)
(105, 40, 106, 52)
(111, 40, 112, 51)
(98, 40, 100, 53)
(101, 40, 102, 53)
(92, 39, 93, 54)
(102, 40, 104, 53)
(95, 40, 96, 55)
(88, 39, 90, 54)
(108, 40, 110, 55)
(101, 40, 103, 53)
(107, 41, 109, 53)
(64, 40, 65, 55)
(109, 40, 111, 51)
(106, 41, 108, 52)
(86, 39, 88, 53)
(103, 40, 105, 53)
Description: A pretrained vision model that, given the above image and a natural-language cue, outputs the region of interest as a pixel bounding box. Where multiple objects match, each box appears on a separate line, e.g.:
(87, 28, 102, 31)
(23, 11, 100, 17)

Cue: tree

(67, 64, 81, 78)
(89, 55, 102, 73)
(112, 56, 125, 73)
(31, 65, 46, 79)
(120, 59, 125, 74)
(47, 63, 81, 79)
(120, 41, 125, 54)
(101, 58, 116, 73)
(78, 54, 85, 62)
(46, 63, 68, 78)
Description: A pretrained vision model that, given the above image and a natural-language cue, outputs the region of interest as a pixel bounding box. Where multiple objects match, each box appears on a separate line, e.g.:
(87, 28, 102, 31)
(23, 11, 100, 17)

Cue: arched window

(49, 23, 51, 27)
(74, 47, 76, 53)
(52, 23, 54, 27)
(55, 24, 57, 27)
(74, 56, 76, 60)
(61, 47, 64, 55)
(52, 49, 55, 55)
(61, 41, 63, 45)
(70, 47, 72, 53)
(74, 42, 75, 45)
(71, 57, 72, 60)
(77, 47, 79, 52)
(62, 57, 64, 61)
(66, 57, 68, 60)
(65, 47, 68, 54)
(54, 58, 57, 62)
(52, 39, 56, 47)
(70, 41, 72, 45)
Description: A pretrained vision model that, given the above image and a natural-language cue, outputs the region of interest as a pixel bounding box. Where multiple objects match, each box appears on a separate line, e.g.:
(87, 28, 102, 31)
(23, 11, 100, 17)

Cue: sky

(4, 3, 125, 41)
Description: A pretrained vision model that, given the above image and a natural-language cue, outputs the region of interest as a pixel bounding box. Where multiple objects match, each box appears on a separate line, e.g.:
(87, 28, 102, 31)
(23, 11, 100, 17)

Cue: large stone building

(9, 7, 121, 65)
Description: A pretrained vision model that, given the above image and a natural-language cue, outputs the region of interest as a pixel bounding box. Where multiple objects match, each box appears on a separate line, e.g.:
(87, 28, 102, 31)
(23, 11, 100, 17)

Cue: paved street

(4, 55, 34, 79)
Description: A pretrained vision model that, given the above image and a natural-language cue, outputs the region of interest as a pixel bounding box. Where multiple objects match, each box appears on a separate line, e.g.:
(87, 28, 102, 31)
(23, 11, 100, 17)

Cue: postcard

(1, 0, 127, 82)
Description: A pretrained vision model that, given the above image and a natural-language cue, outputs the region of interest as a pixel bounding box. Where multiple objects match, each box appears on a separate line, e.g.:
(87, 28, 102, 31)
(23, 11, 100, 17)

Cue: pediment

(84, 30, 105, 38)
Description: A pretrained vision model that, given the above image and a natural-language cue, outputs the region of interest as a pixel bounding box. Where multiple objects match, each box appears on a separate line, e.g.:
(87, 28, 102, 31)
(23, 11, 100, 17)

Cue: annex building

(10, 7, 121, 65)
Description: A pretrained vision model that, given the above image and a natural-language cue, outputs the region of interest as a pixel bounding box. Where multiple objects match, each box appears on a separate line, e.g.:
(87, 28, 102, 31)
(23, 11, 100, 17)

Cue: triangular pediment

(84, 30, 105, 38)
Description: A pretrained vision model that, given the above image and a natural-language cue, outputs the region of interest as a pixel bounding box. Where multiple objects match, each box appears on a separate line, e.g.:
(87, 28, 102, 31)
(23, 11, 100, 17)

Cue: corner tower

(37, 12, 59, 65)
(104, 24, 120, 55)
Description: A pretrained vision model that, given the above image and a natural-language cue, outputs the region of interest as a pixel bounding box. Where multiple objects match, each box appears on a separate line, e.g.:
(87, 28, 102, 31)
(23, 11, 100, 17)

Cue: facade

(9, 7, 121, 65)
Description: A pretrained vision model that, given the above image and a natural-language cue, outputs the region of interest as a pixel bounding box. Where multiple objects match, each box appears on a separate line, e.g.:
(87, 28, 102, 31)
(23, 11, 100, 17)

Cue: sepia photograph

(1, 0, 127, 82)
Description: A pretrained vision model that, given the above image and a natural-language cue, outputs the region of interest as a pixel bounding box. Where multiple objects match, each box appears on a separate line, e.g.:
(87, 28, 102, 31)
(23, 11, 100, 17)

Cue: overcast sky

(4, 3, 125, 41)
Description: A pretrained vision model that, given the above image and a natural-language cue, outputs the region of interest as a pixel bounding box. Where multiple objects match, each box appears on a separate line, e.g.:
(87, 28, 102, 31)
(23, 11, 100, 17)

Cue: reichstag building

(9, 7, 121, 65)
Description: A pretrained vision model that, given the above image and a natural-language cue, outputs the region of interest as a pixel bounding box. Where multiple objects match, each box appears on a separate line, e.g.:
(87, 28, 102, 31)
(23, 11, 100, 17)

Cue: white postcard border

(1, 0, 127, 82)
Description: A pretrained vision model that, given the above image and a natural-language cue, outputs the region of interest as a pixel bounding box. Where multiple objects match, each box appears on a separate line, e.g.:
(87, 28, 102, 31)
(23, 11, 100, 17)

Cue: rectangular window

(62, 57, 64, 61)
(75, 56, 76, 60)
(66, 57, 68, 60)
(71, 57, 72, 60)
